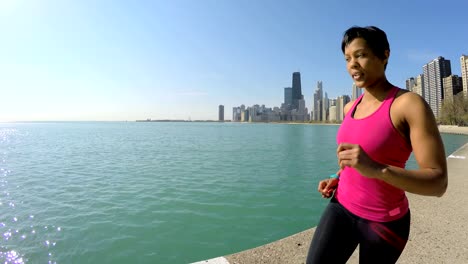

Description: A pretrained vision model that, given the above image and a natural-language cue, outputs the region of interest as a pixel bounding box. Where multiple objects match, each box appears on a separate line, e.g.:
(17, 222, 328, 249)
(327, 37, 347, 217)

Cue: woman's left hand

(337, 143, 384, 178)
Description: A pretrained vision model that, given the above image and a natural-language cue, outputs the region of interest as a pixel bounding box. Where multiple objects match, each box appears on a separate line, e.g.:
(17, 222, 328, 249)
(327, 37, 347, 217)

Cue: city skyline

(1, 0, 468, 121)
(242, 50, 468, 122)
(232, 72, 309, 122)
(232, 72, 353, 123)
(406, 54, 467, 120)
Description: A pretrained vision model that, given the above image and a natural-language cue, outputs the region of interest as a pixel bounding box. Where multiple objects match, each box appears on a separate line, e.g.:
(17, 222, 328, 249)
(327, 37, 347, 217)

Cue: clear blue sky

(2, 0, 467, 121)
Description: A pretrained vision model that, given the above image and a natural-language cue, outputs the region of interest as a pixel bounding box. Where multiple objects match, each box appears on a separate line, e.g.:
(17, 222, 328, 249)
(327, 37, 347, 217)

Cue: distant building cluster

(406, 55, 468, 118)
(232, 104, 283, 122)
(231, 72, 352, 123)
(225, 53, 468, 123)
(311, 81, 351, 122)
(232, 72, 309, 122)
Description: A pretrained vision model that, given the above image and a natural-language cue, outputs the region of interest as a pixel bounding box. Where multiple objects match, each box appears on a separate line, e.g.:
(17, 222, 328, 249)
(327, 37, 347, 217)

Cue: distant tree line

(440, 93, 468, 126)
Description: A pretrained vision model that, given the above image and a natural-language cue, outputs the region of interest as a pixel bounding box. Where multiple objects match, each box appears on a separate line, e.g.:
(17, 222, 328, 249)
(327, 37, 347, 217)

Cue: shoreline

(437, 125, 468, 135)
(247, 123, 468, 136)
(271, 123, 468, 135)
(193, 142, 468, 264)
(144, 121, 467, 135)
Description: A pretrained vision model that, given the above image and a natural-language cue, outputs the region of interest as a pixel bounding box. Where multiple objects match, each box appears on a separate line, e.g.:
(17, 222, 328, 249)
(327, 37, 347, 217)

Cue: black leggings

(306, 197, 410, 264)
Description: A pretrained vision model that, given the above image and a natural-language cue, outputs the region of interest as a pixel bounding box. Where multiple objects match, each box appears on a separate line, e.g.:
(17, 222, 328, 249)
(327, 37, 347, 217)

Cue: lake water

(1, 122, 466, 263)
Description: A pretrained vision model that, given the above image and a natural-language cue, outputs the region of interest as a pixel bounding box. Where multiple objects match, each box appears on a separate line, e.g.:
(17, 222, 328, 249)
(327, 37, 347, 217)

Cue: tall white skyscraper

(413, 74, 424, 97)
(406, 77, 416, 91)
(336, 95, 351, 121)
(406, 75, 424, 97)
(461, 55, 468, 98)
(312, 81, 323, 121)
(284, 87, 293, 108)
(423, 56, 451, 118)
(322, 92, 329, 121)
(352, 83, 363, 101)
(329, 106, 337, 122)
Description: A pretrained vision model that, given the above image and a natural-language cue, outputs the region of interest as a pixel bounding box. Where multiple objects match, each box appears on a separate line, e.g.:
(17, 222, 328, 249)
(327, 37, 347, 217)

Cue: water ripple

(0, 122, 466, 263)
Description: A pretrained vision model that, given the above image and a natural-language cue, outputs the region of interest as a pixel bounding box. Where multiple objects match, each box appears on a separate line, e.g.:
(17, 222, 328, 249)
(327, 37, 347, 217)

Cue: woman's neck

(362, 79, 394, 102)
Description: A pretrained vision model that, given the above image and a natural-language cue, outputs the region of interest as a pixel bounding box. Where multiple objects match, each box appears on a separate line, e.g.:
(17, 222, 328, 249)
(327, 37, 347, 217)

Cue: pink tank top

(335, 87, 412, 222)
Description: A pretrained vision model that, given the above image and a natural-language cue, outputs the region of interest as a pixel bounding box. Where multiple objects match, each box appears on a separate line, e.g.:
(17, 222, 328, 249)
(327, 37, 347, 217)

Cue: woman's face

(344, 38, 388, 89)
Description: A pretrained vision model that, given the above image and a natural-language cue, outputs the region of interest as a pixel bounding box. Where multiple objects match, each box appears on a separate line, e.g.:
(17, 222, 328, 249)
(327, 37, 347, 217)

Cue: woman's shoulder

(393, 88, 433, 120)
(343, 100, 357, 116)
(394, 89, 427, 108)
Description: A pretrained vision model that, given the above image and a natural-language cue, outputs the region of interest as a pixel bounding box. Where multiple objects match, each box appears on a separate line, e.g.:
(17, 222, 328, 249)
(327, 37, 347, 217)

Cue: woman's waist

(336, 180, 408, 221)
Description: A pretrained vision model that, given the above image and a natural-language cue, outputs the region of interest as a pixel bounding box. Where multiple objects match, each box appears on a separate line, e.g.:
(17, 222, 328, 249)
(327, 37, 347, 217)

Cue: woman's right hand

(318, 178, 339, 198)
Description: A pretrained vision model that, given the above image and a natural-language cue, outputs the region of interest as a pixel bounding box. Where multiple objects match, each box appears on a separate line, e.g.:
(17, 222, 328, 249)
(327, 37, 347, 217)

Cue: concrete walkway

(194, 142, 468, 264)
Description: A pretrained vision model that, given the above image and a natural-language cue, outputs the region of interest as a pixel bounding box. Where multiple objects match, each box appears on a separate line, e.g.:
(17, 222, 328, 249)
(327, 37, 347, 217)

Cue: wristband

(329, 173, 339, 179)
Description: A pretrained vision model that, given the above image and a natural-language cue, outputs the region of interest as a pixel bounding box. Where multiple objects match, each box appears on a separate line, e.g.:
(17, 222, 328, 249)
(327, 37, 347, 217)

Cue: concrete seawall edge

(193, 142, 468, 264)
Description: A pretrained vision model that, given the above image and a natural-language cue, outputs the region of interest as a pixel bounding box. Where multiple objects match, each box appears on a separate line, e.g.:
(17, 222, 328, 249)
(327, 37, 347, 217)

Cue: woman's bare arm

(337, 92, 448, 197)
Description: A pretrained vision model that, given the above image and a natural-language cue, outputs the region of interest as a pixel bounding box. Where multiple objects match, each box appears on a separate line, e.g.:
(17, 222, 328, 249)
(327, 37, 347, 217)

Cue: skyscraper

(232, 107, 240, 122)
(329, 106, 337, 122)
(352, 83, 363, 101)
(284, 87, 292, 109)
(461, 55, 468, 98)
(218, 105, 224, 121)
(322, 92, 329, 121)
(292, 72, 302, 109)
(413, 74, 424, 97)
(312, 81, 323, 121)
(328, 99, 337, 122)
(406, 75, 424, 97)
(443, 75, 463, 103)
(406, 77, 415, 91)
(336, 95, 351, 121)
(423, 56, 451, 118)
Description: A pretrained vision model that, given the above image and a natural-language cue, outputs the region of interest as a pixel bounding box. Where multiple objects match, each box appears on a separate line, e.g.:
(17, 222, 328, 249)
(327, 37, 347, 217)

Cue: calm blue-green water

(0, 122, 466, 264)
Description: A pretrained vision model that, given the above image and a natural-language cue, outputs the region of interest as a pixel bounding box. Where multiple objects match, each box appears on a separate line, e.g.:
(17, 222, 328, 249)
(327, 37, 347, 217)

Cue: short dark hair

(341, 26, 390, 67)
